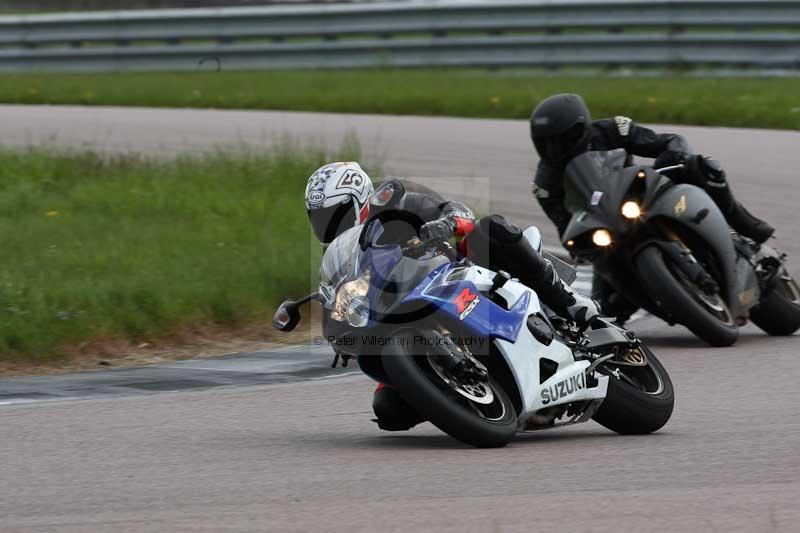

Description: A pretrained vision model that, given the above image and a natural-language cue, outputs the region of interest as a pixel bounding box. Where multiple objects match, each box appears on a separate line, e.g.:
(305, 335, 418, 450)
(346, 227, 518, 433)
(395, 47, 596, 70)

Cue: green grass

(0, 141, 364, 360)
(1, 69, 799, 129)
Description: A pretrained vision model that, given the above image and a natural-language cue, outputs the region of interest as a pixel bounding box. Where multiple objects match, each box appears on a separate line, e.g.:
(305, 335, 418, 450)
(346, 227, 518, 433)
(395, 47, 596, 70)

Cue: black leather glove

(653, 150, 690, 170)
(685, 154, 726, 186)
(698, 155, 726, 182)
(419, 217, 456, 242)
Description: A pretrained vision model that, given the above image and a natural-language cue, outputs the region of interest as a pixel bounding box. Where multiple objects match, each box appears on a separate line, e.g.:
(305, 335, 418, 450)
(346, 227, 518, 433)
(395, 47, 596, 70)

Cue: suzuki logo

(453, 288, 480, 320)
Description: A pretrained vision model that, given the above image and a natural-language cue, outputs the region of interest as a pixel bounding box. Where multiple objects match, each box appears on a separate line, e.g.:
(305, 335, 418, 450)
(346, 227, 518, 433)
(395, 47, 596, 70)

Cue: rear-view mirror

(273, 300, 301, 332)
(370, 178, 405, 209)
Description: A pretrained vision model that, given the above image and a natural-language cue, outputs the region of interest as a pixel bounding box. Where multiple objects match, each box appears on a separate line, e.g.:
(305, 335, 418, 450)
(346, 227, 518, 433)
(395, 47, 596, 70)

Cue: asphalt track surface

(0, 105, 799, 532)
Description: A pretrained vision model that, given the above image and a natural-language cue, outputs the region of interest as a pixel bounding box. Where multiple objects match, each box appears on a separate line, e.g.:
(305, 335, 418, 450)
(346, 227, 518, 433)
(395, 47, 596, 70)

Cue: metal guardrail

(0, 1, 799, 72)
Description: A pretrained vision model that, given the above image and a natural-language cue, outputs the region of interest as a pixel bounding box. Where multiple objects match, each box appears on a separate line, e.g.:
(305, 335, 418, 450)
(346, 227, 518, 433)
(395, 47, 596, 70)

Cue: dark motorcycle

(561, 149, 800, 346)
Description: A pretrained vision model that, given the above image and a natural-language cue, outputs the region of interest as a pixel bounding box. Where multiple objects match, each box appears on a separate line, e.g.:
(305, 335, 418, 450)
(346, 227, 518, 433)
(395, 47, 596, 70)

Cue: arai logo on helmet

(307, 191, 325, 204)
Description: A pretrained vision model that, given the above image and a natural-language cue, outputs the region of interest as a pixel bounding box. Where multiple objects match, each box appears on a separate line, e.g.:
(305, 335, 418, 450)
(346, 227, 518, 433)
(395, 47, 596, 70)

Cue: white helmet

(305, 162, 374, 244)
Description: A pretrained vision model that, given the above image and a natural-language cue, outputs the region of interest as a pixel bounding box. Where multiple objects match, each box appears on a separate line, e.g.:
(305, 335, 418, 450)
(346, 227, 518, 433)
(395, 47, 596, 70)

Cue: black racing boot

(727, 202, 775, 245)
(465, 214, 599, 323)
(690, 156, 775, 245)
(707, 182, 775, 244)
(591, 270, 638, 326)
(529, 255, 600, 324)
(372, 384, 425, 431)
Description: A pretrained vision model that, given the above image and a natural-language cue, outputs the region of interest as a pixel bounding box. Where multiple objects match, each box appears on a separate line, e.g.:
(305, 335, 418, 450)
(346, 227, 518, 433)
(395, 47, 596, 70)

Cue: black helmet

(530, 94, 592, 165)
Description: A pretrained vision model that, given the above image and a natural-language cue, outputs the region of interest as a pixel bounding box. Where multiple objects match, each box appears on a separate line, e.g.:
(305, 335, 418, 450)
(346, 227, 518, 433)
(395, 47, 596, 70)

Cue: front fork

(428, 330, 488, 381)
(651, 221, 720, 295)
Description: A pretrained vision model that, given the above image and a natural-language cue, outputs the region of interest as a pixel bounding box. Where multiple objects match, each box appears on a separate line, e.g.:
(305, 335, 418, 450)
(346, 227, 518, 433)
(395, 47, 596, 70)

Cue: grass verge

(0, 141, 362, 361)
(1, 69, 799, 130)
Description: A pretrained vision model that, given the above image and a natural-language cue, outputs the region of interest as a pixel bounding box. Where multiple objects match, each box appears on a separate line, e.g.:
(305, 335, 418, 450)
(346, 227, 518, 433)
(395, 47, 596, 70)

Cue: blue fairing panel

(401, 264, 528, 343)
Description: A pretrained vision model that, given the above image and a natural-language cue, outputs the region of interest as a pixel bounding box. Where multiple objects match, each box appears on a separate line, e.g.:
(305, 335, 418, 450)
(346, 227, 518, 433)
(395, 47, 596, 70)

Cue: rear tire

(592, 345, 674, 434)
(382, 330, 518, 448)
(750, 269, 800, 336)
(636, 245, 738, 347)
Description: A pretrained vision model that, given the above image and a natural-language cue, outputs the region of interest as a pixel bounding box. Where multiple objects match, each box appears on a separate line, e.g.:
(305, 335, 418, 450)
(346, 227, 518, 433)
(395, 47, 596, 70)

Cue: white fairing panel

(456, 263, 607, 418)
(459, 263, 499, 291)
(489, 277, 608, 414)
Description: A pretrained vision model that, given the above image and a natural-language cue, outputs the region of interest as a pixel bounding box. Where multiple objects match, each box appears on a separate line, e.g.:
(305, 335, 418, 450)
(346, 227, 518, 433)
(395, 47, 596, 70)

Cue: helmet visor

(534, 123, 589, 164)
(308, 201, 356, 244)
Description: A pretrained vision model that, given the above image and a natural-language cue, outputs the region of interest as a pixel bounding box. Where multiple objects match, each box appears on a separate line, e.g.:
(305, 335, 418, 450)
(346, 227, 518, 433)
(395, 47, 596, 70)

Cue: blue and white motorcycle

(274, 182, 673, 448)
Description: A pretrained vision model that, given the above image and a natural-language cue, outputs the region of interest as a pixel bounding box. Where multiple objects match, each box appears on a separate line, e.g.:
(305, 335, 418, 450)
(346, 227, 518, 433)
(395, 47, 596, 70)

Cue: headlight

(346, 296, 370, 328)
(329, 273, 371, 326)
(592, 229, 612, 247)
(621, 201, 642, 219)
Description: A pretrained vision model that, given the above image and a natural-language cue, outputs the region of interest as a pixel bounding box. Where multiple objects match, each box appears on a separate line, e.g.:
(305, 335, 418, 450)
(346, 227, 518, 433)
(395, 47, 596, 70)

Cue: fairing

(403, 264, 530, 343)
(643, 183, 740, 310)
(564, 149, 630, 216)
(560, 150, 750, 314)
(563, 149, 670, 241)
(323, 219, 608, 423)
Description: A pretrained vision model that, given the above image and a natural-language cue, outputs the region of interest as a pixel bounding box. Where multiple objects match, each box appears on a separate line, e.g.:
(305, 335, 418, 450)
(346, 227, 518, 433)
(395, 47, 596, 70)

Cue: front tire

(382, 330, 518, 448)
(592, 345, 674, 434)
(636, 245, 739, 347)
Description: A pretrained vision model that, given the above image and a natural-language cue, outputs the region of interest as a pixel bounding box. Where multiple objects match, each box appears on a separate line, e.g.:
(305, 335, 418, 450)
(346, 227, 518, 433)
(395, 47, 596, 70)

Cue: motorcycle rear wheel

(750, 267, 800, 336)
(382, 329, 518, 448)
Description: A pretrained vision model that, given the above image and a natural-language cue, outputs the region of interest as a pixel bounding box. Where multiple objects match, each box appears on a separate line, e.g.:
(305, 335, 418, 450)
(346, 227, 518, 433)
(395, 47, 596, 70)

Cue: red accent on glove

(453, 217, 475, 237)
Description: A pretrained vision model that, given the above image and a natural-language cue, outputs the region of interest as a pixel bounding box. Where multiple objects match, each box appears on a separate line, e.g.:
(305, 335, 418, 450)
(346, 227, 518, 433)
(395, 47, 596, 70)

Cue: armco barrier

(0, 1, 798, 71)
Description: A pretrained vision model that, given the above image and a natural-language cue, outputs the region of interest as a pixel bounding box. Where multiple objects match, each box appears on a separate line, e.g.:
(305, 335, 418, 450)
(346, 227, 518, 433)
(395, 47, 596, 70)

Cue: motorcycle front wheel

(636, 245, 739, 347)
(381, 329, 518, 448)
(592, 344, 674, 435)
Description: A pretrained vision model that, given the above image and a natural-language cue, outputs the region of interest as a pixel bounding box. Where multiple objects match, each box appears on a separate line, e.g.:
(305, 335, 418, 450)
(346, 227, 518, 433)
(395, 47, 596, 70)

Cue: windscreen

(543, 251, 577, 287)
(319, 219, 449, 318)
(319, 226, 363, 306)
(563, 149, 628, 213)
(318, 220, 405, 309)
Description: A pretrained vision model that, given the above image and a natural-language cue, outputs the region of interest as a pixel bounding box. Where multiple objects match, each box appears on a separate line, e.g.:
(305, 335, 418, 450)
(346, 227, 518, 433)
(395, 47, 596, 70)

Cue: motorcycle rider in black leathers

(529, 93, 775, 321)
(305, 162, 599, 431)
